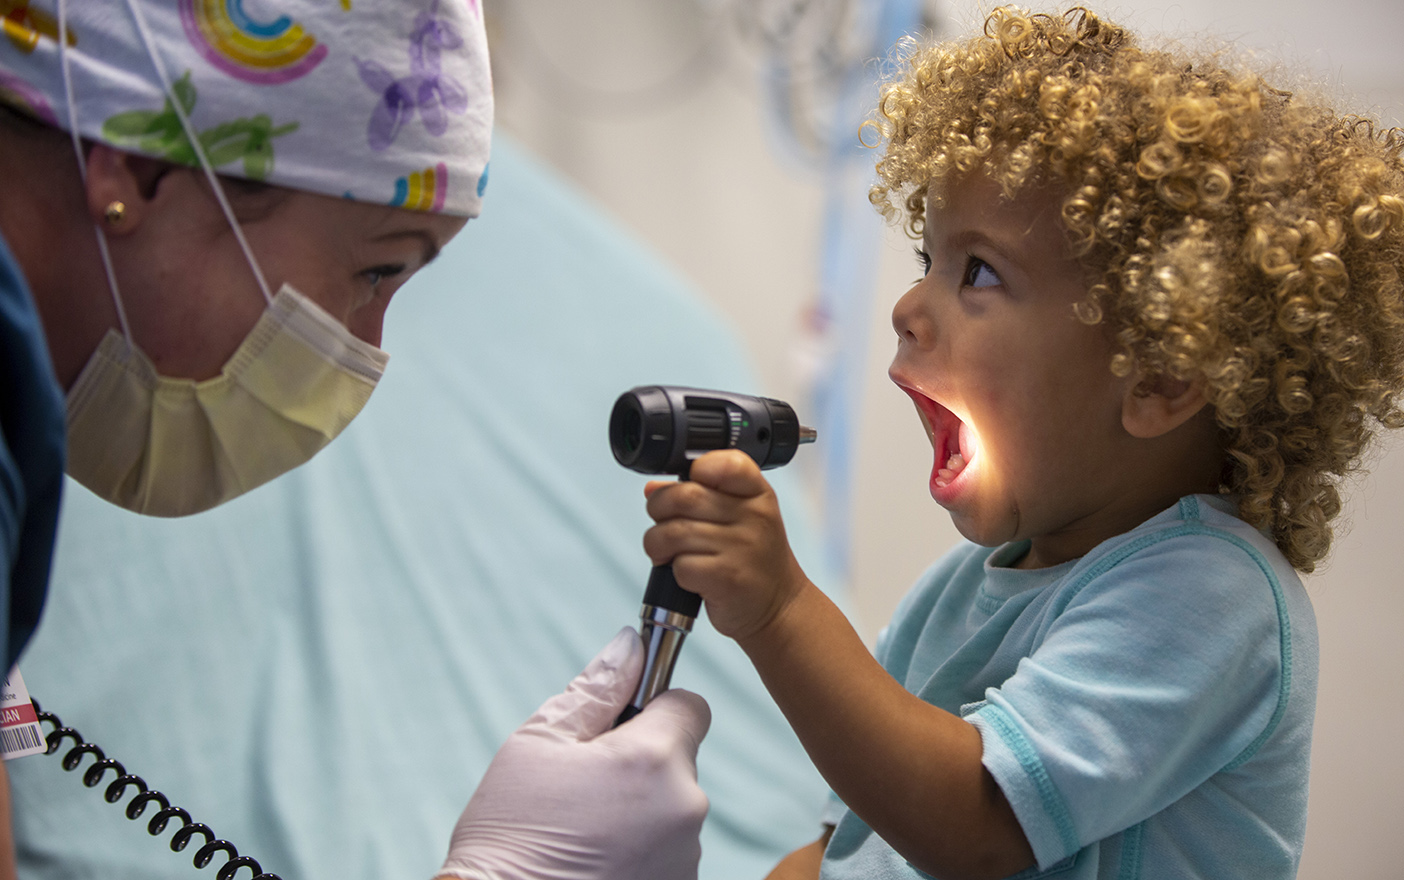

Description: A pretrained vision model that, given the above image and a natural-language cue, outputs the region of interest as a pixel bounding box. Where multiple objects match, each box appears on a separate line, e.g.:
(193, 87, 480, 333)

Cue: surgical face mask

(64, 285, 388, 516)
(57, 0, 390, 516)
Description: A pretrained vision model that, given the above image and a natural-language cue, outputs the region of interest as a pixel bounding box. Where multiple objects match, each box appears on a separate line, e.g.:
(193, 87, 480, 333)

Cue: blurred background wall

(481, 1, 1404, 876)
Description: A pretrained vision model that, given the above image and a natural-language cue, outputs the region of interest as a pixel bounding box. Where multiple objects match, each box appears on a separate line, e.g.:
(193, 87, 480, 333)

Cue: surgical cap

(0, 0, 493, 217)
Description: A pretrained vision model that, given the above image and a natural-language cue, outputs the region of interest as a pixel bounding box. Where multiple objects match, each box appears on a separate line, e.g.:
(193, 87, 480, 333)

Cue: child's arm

(644, 450, 1035, 880)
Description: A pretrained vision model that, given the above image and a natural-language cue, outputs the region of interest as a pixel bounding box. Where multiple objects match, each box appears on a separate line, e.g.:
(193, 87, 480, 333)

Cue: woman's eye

(361, 263, 406, 289)
(961, 256, 1000, 289)
(914, 247, 932, 279)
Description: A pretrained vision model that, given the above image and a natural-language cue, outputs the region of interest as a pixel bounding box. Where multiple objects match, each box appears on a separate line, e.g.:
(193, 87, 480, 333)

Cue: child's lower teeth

(935, 454, 966, 488)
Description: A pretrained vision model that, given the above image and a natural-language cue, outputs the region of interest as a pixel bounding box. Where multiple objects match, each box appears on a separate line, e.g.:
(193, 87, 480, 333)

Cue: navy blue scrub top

(0, 230, 63, 671)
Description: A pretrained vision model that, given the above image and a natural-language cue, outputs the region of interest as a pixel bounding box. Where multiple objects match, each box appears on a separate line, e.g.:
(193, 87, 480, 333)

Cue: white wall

(486, 1, 1404, 875)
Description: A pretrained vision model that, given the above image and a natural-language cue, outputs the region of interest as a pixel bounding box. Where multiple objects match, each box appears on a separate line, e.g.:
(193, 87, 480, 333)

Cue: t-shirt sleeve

(965, 531, 1293, 869)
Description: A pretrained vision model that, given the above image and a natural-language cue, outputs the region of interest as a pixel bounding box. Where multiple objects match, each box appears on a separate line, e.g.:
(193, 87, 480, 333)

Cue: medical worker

(0, 3, 709, 879)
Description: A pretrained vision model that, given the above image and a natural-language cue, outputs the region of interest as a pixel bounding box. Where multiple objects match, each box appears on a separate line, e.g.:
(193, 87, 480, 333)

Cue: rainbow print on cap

(180, 0, 329, 85)
(390, 162, 448, 212)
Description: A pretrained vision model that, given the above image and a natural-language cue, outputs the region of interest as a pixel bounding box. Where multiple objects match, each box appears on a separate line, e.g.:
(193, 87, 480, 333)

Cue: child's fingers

(641, 452, 769, 502)
(644, 479, 672, 499)
(646, 479, 744, 526)
(642, 518, 725, 567)
(687, 450, 770, 498)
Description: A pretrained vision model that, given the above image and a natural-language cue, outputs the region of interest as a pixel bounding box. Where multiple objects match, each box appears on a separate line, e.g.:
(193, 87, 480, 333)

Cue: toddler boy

(644, 7, 1404, 879)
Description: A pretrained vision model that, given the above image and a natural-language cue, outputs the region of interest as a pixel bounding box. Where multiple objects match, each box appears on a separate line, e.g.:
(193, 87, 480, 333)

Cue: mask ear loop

(57, 0, 136, 351)
(118, 0, 275, 307)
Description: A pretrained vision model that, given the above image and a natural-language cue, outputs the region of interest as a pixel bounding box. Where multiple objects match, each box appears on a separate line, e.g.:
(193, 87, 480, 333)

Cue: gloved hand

(435, 627, 712, 880)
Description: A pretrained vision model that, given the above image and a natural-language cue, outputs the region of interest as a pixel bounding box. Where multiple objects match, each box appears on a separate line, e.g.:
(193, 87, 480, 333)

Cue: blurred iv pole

(741, 0, 930, 577)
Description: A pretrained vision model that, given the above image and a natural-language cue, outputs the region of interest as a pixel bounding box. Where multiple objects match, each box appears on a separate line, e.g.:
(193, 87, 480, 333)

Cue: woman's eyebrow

(372, 229, 441, 266)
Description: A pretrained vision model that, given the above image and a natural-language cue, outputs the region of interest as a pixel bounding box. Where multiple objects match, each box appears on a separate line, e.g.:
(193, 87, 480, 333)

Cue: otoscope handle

(642, 559, 702, 618)
(615, 564, 698, 726)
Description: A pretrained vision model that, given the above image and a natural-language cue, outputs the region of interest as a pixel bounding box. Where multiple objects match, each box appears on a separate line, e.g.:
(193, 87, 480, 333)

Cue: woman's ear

(1122, 372, 1210, 439)
(82, 144, 170, 234)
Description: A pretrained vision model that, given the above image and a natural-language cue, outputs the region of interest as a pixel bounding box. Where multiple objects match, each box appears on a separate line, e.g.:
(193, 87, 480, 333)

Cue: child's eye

(914, 247, 932, 280)
(961, 256, 1000, 289)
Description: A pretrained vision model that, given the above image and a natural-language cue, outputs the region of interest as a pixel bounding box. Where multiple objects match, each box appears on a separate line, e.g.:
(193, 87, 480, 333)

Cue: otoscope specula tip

(799, 426, 817, 444)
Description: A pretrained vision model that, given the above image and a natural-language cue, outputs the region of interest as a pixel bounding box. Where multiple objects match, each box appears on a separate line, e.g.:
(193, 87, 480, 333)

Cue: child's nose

(891, 283, 934, 347)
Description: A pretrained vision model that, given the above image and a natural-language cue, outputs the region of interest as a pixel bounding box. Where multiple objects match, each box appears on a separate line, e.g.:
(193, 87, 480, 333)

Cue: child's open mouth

(901, 388, 974, 492)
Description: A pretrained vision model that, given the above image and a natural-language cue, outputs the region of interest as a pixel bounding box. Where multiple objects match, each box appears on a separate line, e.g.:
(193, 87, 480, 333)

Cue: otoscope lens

(610, 395, 648, 465)
(620, 405, 642, 455)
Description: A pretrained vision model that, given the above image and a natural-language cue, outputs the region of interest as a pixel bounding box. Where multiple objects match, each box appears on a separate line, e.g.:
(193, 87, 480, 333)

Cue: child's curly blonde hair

(869, 5, 1404, 571)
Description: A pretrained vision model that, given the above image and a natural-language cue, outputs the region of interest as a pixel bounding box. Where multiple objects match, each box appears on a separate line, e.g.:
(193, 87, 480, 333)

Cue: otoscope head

(609, 385, 816, 476)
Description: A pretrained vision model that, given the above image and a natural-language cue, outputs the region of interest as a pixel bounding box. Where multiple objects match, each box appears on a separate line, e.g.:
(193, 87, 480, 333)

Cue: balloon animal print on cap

(356, 0, 468, 152)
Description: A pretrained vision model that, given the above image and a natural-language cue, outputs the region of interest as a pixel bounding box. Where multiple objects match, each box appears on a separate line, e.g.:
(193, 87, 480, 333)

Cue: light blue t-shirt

(821, 495, 1318, 880)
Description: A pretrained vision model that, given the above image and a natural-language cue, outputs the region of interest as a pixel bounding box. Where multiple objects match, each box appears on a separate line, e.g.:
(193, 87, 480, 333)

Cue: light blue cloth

(8, 134, 835, 880)
(821, 495, 1317, 880)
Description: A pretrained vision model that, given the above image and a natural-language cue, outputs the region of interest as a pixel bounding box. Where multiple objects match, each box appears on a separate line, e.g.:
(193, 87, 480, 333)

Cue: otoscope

(609, 385, 816, 725)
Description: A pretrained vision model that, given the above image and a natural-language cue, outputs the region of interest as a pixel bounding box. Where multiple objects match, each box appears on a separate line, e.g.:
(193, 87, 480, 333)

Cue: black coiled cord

(31, 699, 282, 880)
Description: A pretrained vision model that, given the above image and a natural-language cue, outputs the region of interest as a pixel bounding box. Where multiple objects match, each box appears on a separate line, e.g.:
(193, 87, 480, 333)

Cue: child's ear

(1122, 372, 1209, 439)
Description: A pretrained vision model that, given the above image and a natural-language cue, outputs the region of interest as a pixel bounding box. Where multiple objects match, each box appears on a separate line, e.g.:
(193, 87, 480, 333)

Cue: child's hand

(643, 449, 810, 642)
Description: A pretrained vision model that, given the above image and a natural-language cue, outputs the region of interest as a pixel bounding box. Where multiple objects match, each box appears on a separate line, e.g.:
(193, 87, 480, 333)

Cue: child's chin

(935, 481, 1010, 545)
(946, 508, 1009, 550)
(945, 509, 988, 545)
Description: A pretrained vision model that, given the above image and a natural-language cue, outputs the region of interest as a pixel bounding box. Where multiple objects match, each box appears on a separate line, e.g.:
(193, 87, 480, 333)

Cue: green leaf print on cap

(102, 71, 297, 180)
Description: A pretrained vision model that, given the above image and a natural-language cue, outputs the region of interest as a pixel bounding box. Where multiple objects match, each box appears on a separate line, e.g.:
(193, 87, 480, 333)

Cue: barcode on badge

(0, 723, 43, 756)
(2, 667, 48, 759)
